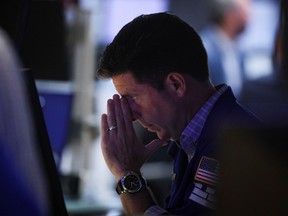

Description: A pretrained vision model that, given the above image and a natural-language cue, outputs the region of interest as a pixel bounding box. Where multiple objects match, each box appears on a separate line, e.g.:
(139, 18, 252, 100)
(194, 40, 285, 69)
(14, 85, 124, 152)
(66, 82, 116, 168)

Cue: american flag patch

(194, 156, 220, 186)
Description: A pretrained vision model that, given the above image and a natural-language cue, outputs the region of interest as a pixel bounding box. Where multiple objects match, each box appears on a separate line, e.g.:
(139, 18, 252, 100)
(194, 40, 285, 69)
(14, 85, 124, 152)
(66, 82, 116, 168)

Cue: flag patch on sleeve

(194, 156, 220, 186)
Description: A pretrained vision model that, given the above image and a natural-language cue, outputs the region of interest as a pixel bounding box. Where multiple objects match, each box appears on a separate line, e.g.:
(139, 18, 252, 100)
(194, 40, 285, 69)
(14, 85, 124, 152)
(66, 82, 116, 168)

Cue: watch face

(122, 174, 141, 193)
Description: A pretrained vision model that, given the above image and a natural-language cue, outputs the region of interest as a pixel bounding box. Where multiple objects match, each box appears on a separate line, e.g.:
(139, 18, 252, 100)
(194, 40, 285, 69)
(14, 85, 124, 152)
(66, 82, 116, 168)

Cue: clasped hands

(101, 94, 167, 180)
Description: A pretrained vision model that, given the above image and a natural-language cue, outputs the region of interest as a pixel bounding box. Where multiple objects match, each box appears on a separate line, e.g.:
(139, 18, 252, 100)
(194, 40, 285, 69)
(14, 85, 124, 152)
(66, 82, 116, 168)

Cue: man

(200, 0, 251, 97)
(97, 12, 260, 215)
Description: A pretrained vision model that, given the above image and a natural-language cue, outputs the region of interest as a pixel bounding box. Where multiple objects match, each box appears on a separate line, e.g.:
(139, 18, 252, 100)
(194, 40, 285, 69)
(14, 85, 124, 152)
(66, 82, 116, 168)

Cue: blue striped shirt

(180, 84, 227, 161)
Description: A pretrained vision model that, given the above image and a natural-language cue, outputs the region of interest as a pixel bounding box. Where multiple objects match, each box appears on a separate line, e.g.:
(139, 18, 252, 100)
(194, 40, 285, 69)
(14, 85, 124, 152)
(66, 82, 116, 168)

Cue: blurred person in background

(239, 0, 288, 126)
(217, 1, 288, 214)
(200, 0, 251, 97)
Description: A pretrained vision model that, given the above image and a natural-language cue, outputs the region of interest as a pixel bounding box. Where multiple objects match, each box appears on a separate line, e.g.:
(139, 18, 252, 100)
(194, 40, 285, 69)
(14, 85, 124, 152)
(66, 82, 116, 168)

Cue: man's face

(112, 72, 179, 140)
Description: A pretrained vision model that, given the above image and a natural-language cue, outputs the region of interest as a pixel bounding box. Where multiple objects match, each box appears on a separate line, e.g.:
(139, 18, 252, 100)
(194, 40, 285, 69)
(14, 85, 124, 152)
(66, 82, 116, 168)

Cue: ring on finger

(107, 126, 117, 132)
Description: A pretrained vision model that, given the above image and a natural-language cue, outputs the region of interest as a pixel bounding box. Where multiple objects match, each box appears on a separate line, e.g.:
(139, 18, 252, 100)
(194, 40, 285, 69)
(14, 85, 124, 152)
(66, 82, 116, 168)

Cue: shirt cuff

(144, 205, 168, 216)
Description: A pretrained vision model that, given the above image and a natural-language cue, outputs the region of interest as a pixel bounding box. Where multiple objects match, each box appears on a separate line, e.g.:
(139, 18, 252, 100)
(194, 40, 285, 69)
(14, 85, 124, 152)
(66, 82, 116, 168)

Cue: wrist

(115, 170, 141, 181)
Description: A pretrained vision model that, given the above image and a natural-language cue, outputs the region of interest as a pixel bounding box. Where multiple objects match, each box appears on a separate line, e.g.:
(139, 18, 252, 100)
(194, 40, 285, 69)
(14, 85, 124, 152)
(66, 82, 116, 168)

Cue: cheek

(141, 99, 167, 121)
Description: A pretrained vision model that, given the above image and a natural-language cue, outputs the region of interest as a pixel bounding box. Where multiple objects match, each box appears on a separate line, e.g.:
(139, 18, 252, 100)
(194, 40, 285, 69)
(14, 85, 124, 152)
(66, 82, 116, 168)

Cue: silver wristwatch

(116, 171, 147, 195)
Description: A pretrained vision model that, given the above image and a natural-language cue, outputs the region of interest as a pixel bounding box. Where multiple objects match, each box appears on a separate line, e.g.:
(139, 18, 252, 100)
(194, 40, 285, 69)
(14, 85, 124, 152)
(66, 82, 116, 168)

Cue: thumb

(145, 139, 169, 156)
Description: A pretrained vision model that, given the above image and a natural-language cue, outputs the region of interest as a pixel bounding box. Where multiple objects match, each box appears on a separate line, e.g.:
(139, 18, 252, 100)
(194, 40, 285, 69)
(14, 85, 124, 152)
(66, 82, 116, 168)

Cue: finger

(107, 98, 117, 128)
(101, 113, 109, 138)
(146, 139, 168, 156)
(113, 94, 125, 130)
(121, 97, 134, 132)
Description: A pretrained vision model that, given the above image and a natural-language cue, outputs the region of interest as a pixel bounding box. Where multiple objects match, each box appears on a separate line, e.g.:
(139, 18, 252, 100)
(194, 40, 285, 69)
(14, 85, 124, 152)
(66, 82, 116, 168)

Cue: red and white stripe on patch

(194, 156, 220, 186)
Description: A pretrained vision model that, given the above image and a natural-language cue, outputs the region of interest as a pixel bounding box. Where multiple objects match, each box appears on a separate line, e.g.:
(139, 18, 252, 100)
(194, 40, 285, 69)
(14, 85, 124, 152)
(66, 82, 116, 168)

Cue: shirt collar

(179, 84, 228, 160)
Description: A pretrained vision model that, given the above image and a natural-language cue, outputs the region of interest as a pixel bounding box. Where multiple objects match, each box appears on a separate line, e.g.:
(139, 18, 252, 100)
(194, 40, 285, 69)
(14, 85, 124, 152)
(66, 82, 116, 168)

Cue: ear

(165, 72, 186, 97)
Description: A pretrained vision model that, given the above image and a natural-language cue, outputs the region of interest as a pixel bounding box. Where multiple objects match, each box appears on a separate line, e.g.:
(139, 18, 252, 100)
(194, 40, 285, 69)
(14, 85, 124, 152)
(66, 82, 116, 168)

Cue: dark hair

(97, 12, 209, 90)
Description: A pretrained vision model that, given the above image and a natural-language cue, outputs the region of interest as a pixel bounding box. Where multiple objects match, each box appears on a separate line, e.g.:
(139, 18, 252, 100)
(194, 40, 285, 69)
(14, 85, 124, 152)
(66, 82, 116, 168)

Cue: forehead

(112, 73, 148, 95)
